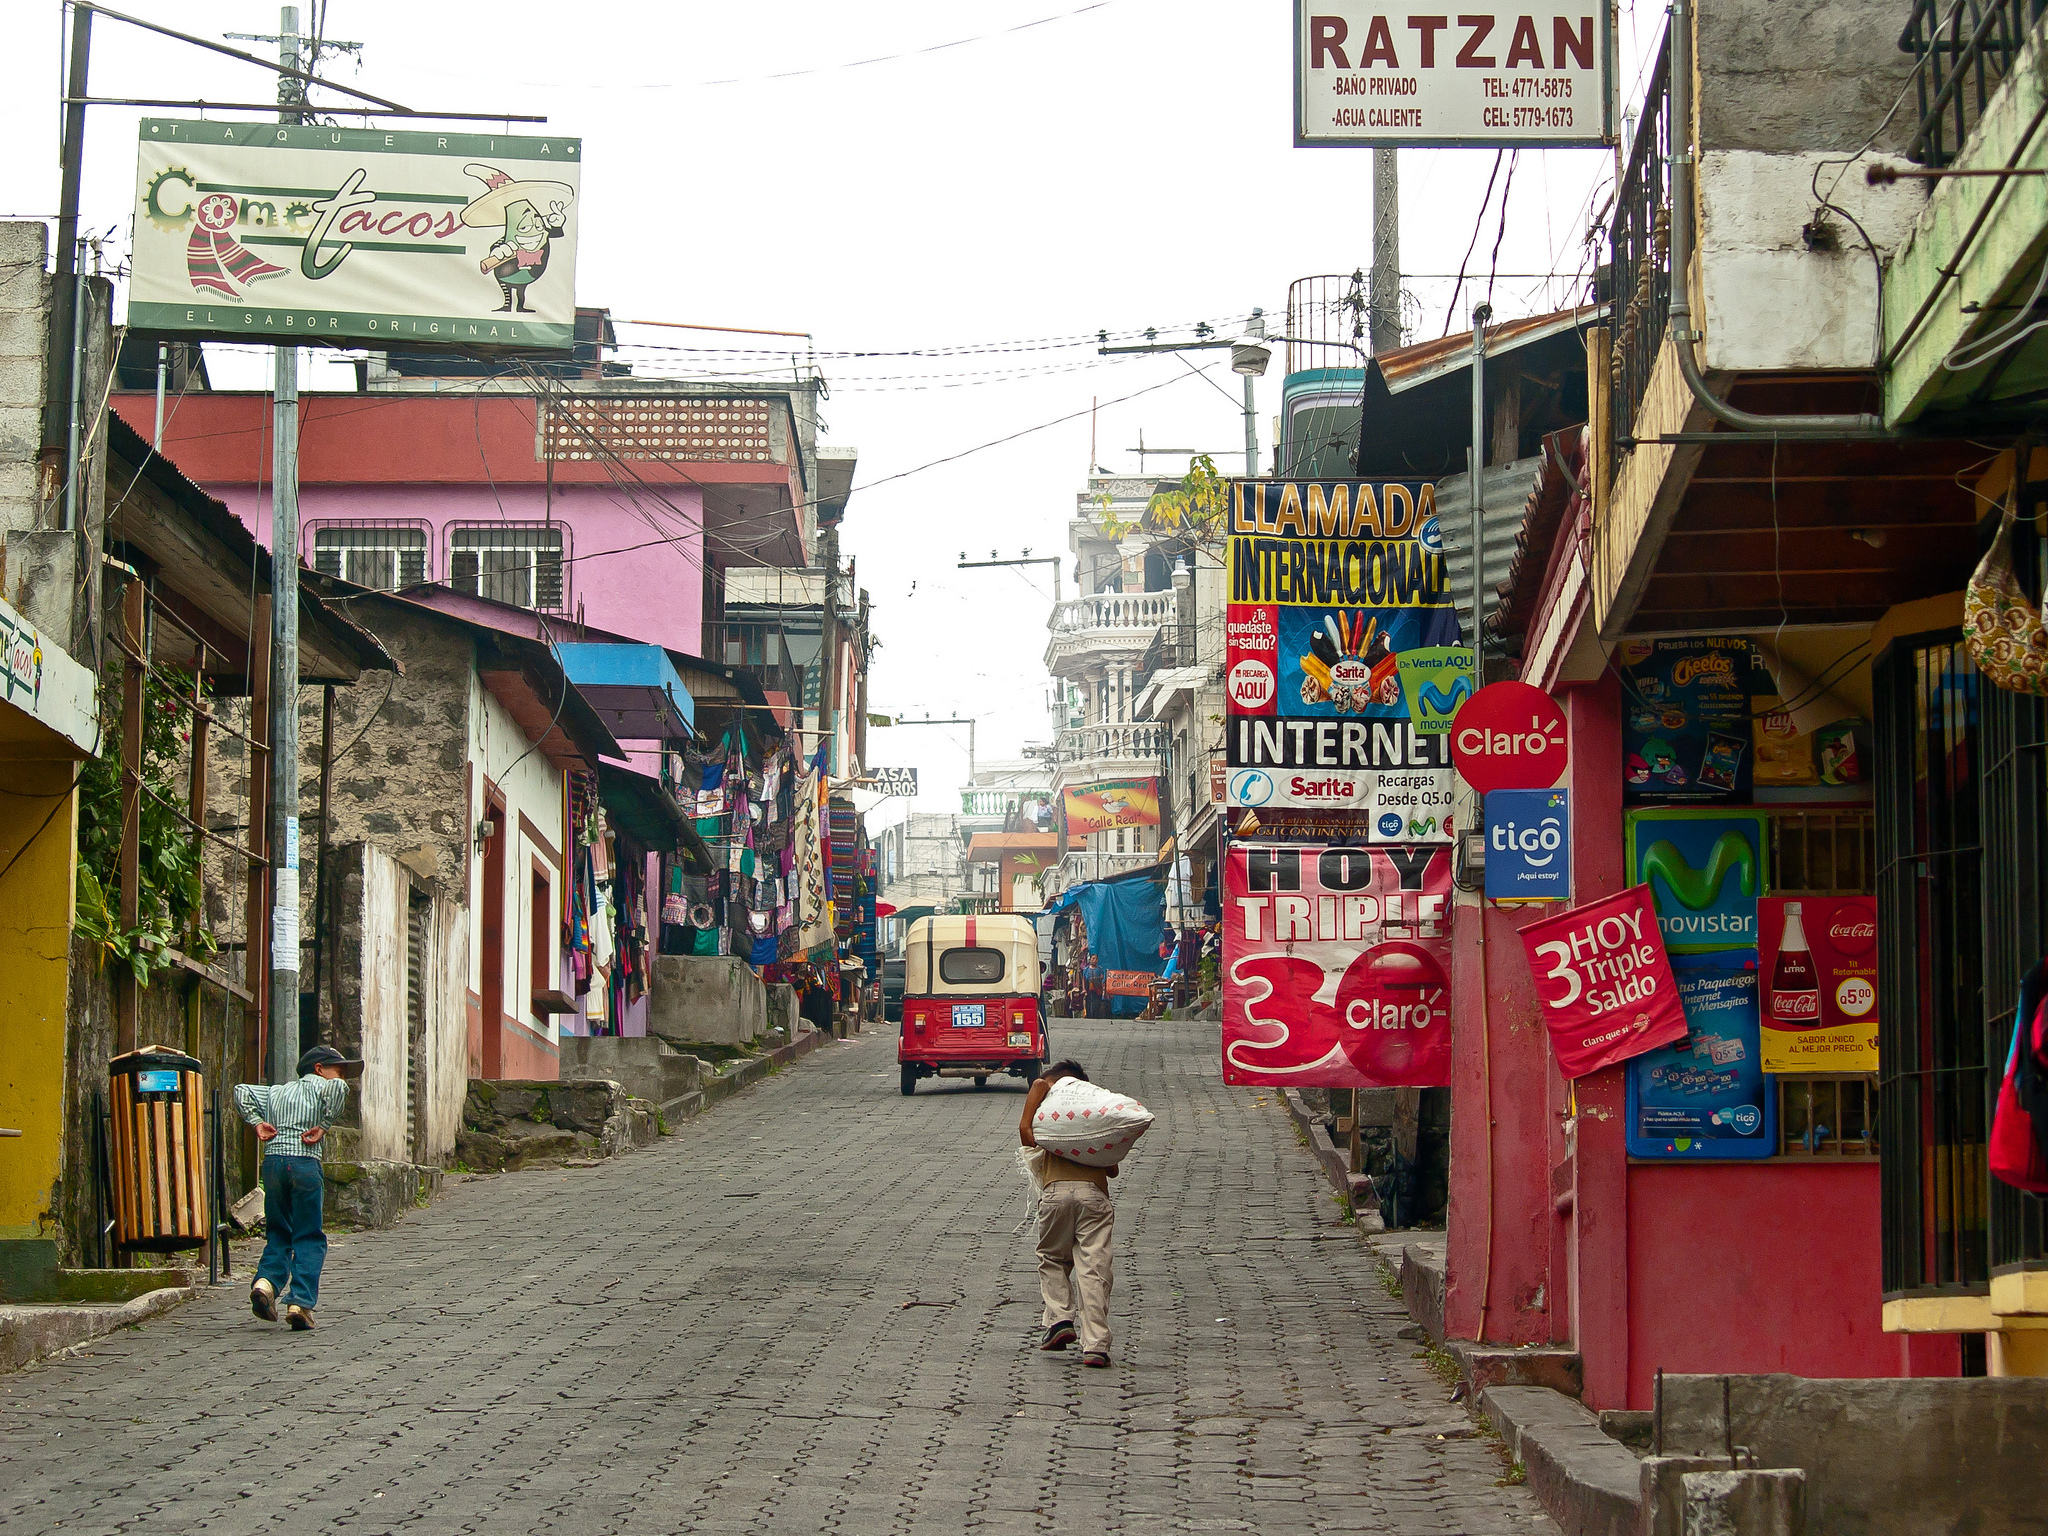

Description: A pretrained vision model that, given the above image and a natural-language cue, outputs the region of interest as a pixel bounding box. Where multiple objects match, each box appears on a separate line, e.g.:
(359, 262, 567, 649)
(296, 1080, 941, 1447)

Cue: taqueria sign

(131, 120, 581, 350)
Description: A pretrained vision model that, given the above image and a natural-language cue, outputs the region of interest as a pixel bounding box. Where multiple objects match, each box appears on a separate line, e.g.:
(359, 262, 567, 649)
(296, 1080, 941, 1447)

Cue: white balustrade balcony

(1043, 591, 1175, 673)
(1053, 723, 1162, 768)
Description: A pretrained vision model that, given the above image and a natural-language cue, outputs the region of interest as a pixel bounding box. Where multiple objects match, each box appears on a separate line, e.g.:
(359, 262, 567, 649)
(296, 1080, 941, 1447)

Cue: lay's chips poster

(1224, 480, 1464, 722)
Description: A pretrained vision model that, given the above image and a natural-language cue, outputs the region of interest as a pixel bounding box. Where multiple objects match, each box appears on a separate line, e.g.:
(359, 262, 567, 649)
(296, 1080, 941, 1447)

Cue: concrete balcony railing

(1053, 723, 1162, 766)
(1044, 591, 1174, 672)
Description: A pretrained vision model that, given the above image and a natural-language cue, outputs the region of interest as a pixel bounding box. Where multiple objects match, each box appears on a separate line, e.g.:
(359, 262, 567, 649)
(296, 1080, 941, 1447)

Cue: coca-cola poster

(1519, 885, 1690, 1077)
(1222, 843, 1453, 1088)
(1757, 896, 1879, 1073)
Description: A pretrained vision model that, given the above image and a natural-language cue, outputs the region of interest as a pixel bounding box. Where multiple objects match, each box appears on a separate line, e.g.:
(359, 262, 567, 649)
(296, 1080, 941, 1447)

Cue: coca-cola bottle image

(1770, 902, 1821, 1024)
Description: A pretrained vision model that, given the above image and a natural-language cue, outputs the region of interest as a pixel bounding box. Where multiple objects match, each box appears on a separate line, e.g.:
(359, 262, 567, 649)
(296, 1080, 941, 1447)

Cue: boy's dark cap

(298, 1045, 365, 1079)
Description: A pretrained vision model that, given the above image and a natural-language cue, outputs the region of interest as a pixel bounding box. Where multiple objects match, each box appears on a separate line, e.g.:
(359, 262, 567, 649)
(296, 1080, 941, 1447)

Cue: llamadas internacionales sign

(1224, 479, 1461, 838)
(132, 120, 581, 350)
(1294, 3, 1612, 147)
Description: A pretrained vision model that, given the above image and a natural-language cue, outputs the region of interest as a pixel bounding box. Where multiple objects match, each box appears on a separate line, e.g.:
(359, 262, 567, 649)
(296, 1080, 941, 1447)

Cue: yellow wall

(0, 759, 78, 1241)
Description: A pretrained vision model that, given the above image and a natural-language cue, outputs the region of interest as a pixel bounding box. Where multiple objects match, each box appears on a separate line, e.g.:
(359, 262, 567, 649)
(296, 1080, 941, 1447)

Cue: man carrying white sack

(1019, 1059, 1120, 1368)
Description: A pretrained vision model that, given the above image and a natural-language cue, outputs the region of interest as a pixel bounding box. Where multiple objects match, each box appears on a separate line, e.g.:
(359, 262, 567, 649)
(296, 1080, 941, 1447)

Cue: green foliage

(75, 661, 213, 987)
(1097, 454, 1232, 546)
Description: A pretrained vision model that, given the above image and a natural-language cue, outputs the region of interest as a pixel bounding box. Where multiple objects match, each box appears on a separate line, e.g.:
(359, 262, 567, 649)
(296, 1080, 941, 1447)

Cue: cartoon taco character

(459, 164, 574, 313)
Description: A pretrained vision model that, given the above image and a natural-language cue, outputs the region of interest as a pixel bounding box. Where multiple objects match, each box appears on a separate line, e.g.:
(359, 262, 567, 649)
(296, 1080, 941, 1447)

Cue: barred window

(449, 525, 565, 610)
(310, 523, 427, 590)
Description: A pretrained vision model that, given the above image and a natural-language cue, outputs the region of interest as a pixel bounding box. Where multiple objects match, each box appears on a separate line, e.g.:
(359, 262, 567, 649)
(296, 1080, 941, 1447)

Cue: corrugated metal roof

(1379, 307, 1600, 395)
(1431, 456, 1546, 644)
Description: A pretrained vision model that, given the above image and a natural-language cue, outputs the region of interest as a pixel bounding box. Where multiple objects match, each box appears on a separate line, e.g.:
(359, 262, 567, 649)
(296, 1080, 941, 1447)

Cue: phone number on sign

(1482, 105, 1580, 129)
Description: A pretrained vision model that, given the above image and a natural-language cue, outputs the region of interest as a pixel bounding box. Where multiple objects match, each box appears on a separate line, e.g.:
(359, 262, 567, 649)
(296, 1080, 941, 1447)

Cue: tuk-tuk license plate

(951, 1004, 986, 1028)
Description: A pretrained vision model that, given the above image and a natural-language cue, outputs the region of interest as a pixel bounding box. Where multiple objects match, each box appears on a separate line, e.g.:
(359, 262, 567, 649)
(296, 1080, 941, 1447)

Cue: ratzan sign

(131, 120, 581, 349)
(1294, 3, 1612, 147)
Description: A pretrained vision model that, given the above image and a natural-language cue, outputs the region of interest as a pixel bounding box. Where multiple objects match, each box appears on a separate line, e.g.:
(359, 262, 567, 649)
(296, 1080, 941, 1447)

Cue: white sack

(1030, 1077, 1154, 1168)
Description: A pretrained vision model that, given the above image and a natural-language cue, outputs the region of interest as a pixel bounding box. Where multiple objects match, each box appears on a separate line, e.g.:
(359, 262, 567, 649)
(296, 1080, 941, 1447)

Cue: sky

(0, 0, 1662, 827)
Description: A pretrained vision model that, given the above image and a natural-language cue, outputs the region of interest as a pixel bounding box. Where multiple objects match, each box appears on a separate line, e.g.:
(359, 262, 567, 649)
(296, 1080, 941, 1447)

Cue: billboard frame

(1292, 2, 1616, 150)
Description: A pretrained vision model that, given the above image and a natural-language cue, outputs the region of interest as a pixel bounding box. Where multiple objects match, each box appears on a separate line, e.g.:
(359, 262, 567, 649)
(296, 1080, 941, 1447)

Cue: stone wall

(1698, 0, 1918, 155)
(313, 601, 474, 897)
(1660, 1372, 2048, 1534)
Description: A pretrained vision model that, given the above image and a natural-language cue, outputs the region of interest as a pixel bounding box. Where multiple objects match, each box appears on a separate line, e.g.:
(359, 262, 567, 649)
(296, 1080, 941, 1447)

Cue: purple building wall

(225, 482, 706, 655)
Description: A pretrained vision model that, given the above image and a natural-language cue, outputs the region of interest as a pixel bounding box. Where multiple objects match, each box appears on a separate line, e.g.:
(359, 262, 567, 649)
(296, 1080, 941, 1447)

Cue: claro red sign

(1518, 885, 1689, 1077)
(1222, 843, 1453, 1088)
(1451, 680, 1568, 793)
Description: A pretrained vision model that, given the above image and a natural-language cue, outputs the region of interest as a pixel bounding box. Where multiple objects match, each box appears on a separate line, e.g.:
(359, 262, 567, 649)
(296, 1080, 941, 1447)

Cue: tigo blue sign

(1484, 789, 1569, 900)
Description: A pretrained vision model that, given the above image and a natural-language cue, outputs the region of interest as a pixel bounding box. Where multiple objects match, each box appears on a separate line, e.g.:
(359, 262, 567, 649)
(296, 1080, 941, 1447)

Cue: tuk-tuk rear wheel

(973, 1076, 988, 1090)
(900, 1065, 918, 1097)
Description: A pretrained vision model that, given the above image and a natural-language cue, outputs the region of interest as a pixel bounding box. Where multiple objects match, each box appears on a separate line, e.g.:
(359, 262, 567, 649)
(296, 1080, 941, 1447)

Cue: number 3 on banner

(1532, 940, 1581, 1007)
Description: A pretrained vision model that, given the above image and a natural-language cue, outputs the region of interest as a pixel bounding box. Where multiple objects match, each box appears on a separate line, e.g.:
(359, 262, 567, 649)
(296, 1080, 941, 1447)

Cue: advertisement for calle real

(131, 120, 582, 349)
(1223, 843, 1454, 1088)
(1224, 479, 1462, 836)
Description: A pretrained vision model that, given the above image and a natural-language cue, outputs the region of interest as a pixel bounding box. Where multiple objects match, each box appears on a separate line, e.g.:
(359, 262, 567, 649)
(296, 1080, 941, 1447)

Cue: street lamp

(1099, 307, 1269, 474)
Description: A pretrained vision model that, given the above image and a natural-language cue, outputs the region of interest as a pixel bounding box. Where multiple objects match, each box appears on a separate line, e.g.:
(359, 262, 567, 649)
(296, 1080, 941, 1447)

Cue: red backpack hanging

(1990, 959, 2048, 1193)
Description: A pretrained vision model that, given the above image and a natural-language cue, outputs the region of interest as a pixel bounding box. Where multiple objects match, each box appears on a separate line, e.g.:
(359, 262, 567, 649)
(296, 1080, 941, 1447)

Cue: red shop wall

(1622, 1162, 1929, 1407)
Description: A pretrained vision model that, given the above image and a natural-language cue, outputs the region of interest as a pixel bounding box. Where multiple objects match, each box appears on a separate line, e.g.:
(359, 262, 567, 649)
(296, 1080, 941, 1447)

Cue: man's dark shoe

(249, 1280, 277, 1322)
(1081, 1351, 1111, 1368)
(1040, 1321, 1077, 1351)
(286, 1304, 314, 1331)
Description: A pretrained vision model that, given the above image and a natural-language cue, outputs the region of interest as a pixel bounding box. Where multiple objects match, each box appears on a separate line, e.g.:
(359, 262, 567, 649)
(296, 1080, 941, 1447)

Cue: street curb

(695, 1025, 828, 1110)
(1359, 1228, 1619, 1536)
(1481, 1384, 1644, 1536)
(1, 1285, 197, 1376)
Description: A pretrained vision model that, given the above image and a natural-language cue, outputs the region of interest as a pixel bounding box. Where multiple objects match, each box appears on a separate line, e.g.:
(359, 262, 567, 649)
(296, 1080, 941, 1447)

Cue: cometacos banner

(131, 120, 581, 350)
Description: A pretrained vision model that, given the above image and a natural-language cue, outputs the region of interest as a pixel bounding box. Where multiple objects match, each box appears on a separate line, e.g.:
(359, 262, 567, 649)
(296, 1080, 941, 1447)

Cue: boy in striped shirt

(233, 1045, 361, 1331)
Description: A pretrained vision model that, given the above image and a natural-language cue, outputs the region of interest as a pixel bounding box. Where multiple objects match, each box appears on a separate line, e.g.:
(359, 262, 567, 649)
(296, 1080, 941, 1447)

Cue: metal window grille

(1780, 1075, 1881, 1157)
(1898, 0, 2048, 167)
(448, 524, 565, 611)
(1877, 632, 1988, 1297)
(309, 522, 428, 591)
(1768, 810, 1877, 895)
(1606, 26, 1672, 468)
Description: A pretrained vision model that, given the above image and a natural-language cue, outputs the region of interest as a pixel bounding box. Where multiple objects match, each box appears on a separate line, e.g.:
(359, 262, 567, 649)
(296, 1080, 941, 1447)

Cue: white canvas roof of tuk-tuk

(904, 914, 1042, 994)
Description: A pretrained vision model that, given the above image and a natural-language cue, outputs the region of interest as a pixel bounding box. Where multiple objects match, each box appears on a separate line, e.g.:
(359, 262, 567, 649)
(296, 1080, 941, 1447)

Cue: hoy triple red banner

(1222, 843, 1454, 1088)
(1519, 885, 1689, 1077)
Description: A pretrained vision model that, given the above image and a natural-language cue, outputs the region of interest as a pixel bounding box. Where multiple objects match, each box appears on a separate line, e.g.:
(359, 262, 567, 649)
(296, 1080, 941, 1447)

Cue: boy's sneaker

(286, 1305, 314, 1331)
(1081, 1352, 1111, 1368)
(1039, 1321, 1077, 1351)
(249, 1280, 277, 1322)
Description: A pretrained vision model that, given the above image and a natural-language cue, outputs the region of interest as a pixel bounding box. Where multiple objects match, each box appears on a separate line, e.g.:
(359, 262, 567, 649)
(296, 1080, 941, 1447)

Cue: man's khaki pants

(1037, 1179, 1114, 1355)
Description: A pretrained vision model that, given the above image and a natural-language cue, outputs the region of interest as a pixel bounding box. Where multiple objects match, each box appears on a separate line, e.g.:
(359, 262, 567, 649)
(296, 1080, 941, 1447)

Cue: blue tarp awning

(558, 642, 694, 741)
(1062, 873, 1166, 1016)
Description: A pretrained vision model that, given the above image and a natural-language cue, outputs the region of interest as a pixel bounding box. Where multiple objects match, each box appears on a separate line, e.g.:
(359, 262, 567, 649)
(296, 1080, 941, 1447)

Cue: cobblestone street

(0, 1021, 1555, 1535)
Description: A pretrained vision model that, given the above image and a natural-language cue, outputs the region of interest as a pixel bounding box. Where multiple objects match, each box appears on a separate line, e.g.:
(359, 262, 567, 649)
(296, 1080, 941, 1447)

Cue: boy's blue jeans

(256, 1154, 327, 1309)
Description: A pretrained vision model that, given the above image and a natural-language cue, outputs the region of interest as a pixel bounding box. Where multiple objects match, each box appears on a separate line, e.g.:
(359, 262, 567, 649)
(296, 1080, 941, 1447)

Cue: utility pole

(46, 3, 91, 462)
(1370, 150, 1402, 354)
(956, 553, 1062, 603)
(1468, 304, 1491, 682)
(267, 6, 305, 1084)
(1098, 309, 1270, 474)
(817, 518, 841, 775)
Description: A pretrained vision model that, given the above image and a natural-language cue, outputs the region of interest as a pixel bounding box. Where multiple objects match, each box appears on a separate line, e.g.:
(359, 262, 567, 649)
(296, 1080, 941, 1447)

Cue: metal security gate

(1876, 634, 1987, 1298)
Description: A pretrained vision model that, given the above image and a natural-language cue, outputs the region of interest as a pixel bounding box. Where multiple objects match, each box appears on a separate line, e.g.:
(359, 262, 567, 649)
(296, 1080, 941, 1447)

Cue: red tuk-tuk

(898, 914, 1045, 1095)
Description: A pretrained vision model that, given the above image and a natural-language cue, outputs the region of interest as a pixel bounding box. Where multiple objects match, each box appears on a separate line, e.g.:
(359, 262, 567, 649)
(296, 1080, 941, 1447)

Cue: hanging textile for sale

(793, 764, 833, 955)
